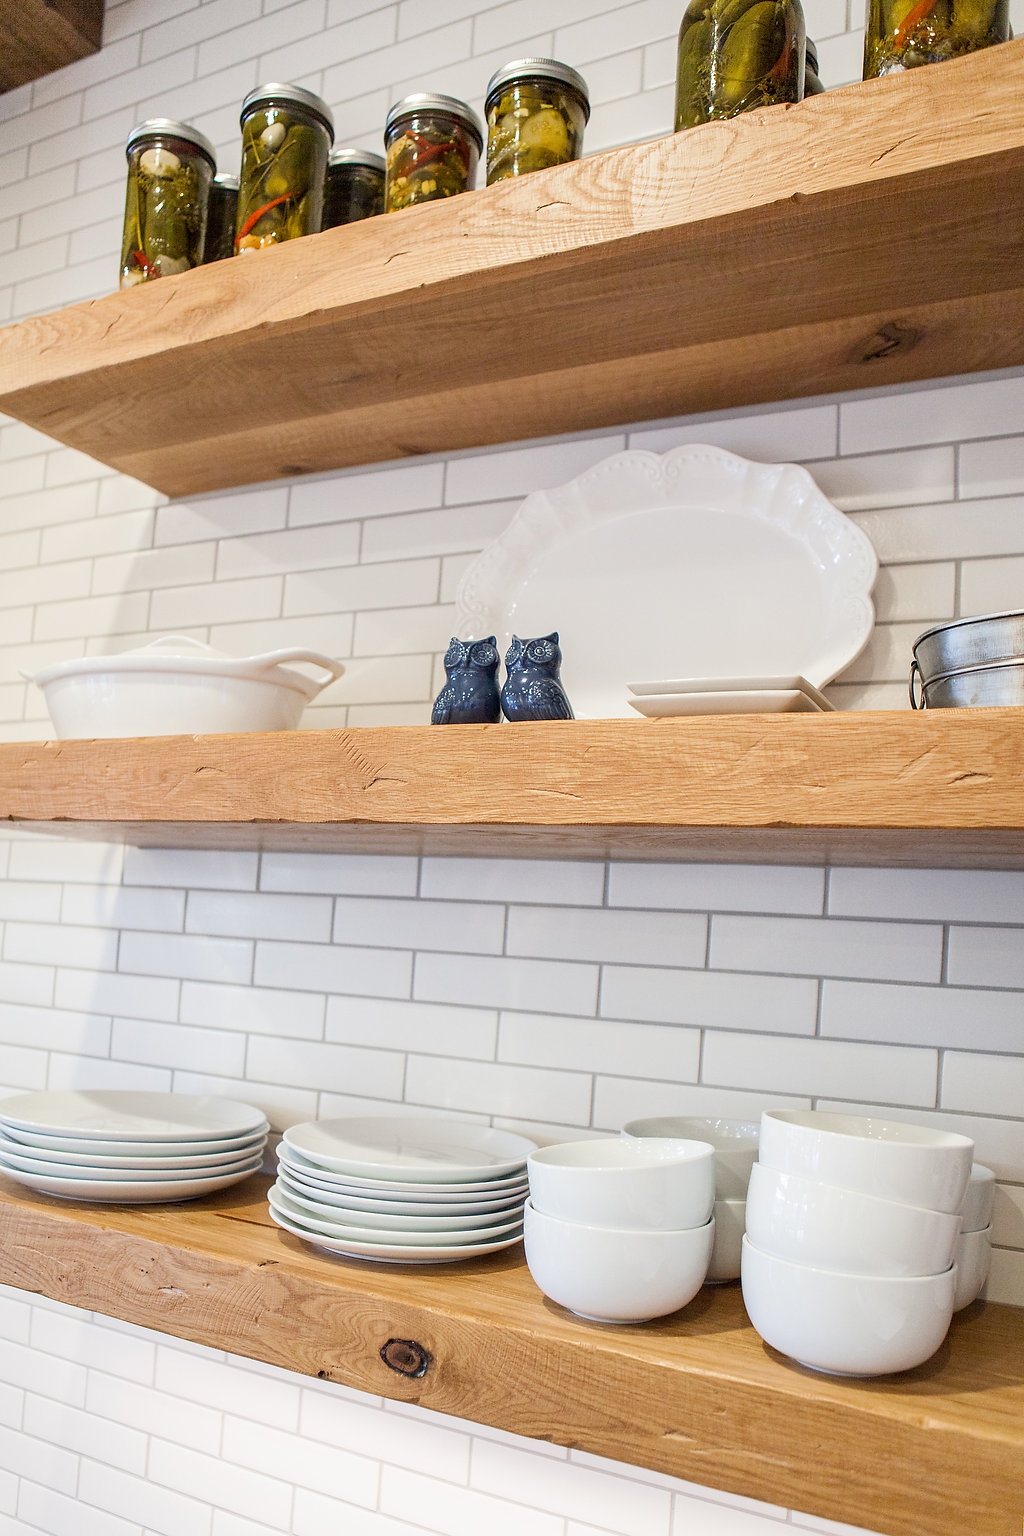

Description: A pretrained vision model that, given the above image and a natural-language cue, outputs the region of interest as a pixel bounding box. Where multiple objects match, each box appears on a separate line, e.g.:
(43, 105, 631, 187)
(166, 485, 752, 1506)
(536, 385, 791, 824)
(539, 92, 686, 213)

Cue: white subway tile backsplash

(119, 930, 252, 985)
(608, 862, 825, 914)
(946, 925, 1024, 988)
(261, 852, 418, 897)
(415, 951, 599, 1014)
(852, 496, 1024, 563)
(78, 1458, 215, 1536)
(23, 1395, 146, 1475)
(841, 375, 1024, 453)
(247, 1035, 404, 1097)
(421, 858, 604, 906)
(255, 939, 412, 998)
(85, 1369, 223, 1453)
(958, 433, 1024, 498)
(186, 890, 332, 943)
(601, 964, 819, 1034)
(284, 558, 438, 617)
(820, 978, 1024, 1052)
(710, 914, 942, 982)
(508, 905, 707, 967)
(381, 1463, 564, 1536)
(302, 1385, 469, 1481)
(334, 894, 504, 953)
(326, 995, 496, 1057)
(499, 1011, 699, 1079)
(155, 490, 287, 548)
(290, 462, 445, 528)
(702, 1030, 938, 1106)
(471, 1438, 672, 1535)
(959, 552, 1024, 616)
(941, 1051, 1024, 1118)
(359, 500, 517, 562)
(406, 1052, 592, 1122)
(628, 404, 837, 463)
(110, 1017, 246, 1076)
(17, 1483, 143, 1536)
(828, 867, 1024, 923)
(124, 848, 258, 891)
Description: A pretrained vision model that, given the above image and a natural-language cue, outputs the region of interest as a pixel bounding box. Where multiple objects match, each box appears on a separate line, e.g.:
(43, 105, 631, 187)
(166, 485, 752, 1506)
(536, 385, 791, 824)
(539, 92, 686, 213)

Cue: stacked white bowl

(621, 1116, 760, 1281)
(742, 1110, 974, 1376)
(523, 1137, 716, 1322)
(954, 1162, 995, 1311)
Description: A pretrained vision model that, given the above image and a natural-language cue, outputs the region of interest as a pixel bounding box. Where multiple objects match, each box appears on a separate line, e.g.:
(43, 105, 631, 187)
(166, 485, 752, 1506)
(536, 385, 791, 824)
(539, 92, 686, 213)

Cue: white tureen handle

(245, 649, 346, 694)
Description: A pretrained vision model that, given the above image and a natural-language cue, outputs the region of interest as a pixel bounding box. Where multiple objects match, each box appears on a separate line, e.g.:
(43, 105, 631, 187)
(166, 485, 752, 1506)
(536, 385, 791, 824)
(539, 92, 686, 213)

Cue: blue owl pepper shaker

(500, 633, 574, 721)
(431, 636, 502, 724)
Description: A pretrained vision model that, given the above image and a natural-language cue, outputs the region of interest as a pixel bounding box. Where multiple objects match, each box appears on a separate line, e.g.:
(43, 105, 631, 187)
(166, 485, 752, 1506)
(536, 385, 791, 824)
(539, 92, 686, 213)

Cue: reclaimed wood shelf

(1, 42, 1024, 494)
(0, 0, 104, 94)
(0, 1173, 1020, 1536)
(1, 710, 1023, 866)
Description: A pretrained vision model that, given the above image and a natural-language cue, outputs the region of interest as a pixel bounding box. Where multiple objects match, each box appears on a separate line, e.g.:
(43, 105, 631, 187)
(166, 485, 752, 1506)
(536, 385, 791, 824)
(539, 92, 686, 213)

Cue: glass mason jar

(203, 174, 238, 263)
(804, 37, 826, 90)
(236, 82, 334, 253)
(119, 119, 215, 288)
(384, 94, 483, 212)
(863, 0, 1008, 76)
(675, 0, 806, 129)
(484, 58, 590, 185)
(323, 148, 386, 228)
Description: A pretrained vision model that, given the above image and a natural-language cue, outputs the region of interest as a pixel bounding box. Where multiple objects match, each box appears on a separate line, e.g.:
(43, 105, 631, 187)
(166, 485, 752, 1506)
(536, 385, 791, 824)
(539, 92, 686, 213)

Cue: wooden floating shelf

(0, 1173, 1020, 1536)
(0, 0, 104, 94)
(1, 711, 1024, 866)
(1, 42, 1024, 495)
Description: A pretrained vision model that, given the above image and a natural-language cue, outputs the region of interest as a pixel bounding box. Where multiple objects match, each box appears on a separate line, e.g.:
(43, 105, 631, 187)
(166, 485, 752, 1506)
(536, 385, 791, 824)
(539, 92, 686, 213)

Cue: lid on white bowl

(28, 637, 344, 700)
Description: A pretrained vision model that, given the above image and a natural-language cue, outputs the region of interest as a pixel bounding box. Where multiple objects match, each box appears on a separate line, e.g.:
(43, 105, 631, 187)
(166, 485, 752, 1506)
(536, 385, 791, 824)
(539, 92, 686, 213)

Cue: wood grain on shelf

(0, 1174, 1019, 1536)
(0, 40, 1023, 492)
(0, 0, 104, 93)
(1, 711, 1023, 865)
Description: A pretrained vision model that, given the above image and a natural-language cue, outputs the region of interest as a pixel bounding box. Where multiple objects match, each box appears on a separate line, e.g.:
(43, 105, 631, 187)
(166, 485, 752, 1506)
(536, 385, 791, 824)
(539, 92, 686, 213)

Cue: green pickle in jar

(863, 0, 1008, 76)
(323, 149, 386, 228)
(203, 175, 238, 263)
(236, 82, 334, 253)
(384, 94, 483, 212)
(675, 0, 806, 128)
(485, 58, 590, 184)
(120, 120, 215, 288)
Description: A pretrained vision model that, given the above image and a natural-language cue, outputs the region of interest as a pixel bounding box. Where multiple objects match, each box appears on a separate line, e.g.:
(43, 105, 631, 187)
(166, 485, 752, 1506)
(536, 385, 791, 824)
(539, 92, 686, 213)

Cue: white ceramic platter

(277, 1165, 528, 1217)
(0, 1134, 264, 1172)
(269, 1185, 524, 1245)
(268, 1204, 524, 1263)
(278, 1147, 529, 1197)
(0, 1125, 268, 1156)
(282, 1118, 536, 1182)
(0, 1157, 263, 1203)
(628, 689, 830, 717)
(628, 673, 834, 708)
(0, 1091, 268, 1143)
(277, 1174, 525, 1230)
(456, 445, 877, 717)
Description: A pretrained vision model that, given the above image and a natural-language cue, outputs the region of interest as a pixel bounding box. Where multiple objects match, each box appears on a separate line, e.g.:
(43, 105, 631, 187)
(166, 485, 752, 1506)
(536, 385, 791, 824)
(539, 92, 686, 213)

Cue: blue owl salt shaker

(431, 636, 502, 724)
(500, 633, 574, 721)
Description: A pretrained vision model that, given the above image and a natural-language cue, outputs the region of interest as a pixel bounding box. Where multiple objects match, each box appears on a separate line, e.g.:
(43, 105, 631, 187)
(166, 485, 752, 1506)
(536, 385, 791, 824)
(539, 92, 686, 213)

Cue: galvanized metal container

(910, 611, 1024, 708)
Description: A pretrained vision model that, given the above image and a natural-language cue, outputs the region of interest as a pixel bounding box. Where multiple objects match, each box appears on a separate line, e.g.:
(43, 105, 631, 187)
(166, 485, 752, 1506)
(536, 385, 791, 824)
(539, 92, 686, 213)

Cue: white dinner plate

(456, 444, 877, 716)
(0, 1156, 263, 1203)
(269, 1184, 524, 1246)
(0, 1125, 269, 1157)
(268, 1203, 524, 1263)
(277, 1166, 529, 1217)
(278, 1146, 529, 1198)
(0, 1091, 268, 1143)
(276, 1175, 525, 1231)
(281, 1118, 536, 1182)
(627, 674, 834, 709)
(0, 1130, 265, 1172)
(0, 1143, 262, 1181)
(628, 689, 830, 717)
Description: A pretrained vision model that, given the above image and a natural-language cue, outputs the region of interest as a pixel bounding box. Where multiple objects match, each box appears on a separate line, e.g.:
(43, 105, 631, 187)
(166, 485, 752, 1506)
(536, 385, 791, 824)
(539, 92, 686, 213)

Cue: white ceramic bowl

(706, 1197, 745, 1282)
(740, 1236, 956, 1376)
(528, 1137, 715, 1231)
(745, 1163, 961, 1278)
(622, 1117, 759, 1199)
(28, 636, 345, 739)
(523, 1199, 714, 1322)
(959, 1164, 996, 1234)
(953, 1225, 991, 1311)
(759, 1110, 973, 1215)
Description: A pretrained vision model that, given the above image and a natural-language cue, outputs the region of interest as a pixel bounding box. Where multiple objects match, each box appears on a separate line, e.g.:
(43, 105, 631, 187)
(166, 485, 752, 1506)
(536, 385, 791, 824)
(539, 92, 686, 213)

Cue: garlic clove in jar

(139, 147, 181, 177)
(260, 121, 287, 151)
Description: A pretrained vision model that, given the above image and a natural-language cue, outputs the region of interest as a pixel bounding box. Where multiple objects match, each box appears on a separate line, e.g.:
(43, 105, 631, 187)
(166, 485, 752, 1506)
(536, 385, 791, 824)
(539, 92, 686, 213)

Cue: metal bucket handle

(909, 656, 926, 709)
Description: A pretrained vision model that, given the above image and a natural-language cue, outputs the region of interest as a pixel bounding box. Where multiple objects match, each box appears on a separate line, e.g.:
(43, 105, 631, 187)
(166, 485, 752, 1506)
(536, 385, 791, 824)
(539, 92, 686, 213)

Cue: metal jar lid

(385, 93, 484, 151)
(240, 82, 335, 141)
(125, 119, 217, 168)
(805, 38, 820, 73)
(485, 58, 591, 119)
(329, 147, 386, 174)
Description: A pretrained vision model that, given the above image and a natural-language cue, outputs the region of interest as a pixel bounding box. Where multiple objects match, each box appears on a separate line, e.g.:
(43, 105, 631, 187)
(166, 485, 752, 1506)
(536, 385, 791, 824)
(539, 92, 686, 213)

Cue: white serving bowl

(959, 1164, 996, 1234)
(28, 636, 345, 739)
(523, 1199, 714, 1322)
(706, 1197, 745, 1282)
(953, 1225, 991, 1311)
(759, 1110, 973, 1215)
(528, 1137, 714, 1231)
(745, 1163, 961, 1278)
(622, 1116, 759, 1199)
(740, 1236, 956, 1376)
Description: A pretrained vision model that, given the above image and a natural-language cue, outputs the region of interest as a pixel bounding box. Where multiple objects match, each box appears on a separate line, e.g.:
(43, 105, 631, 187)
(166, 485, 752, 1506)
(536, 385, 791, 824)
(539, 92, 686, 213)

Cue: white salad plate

(0, 1125, 268, 1157)
(281, 1118, 536, 1182)
(278, 1148, 529, 1198)
(456, 445, 877, 717)
(627, 674, 834, 706)
(268, 1204, 524, 1263)
(0, 1137, 263, 1174)
(628, 689, 830, 717)
(277, 1166, 528, 1217)
(277, 1174, 525, 1230)
(0, 1091, 268, 1143)
(0, 1156, 263, 1203)
(269, 1185, 524, 1245)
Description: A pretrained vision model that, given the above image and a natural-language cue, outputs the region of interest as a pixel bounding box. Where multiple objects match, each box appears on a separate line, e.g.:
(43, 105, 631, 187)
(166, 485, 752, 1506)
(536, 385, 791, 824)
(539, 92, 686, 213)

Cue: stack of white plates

(0, 1091, 269, 1203)
(271, 1117, 536, 1263)
(627, 675, 835, 717)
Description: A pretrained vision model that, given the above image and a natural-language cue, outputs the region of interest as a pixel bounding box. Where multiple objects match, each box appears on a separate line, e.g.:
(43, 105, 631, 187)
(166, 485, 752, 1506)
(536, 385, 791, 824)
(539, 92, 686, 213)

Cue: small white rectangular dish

(627, 674, 833, 709)
(628, 689, 831, 717)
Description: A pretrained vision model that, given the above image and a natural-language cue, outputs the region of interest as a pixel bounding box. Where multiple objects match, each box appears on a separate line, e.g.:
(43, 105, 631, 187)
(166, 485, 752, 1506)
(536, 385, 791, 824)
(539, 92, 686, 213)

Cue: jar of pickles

(120, 120, 216, 288)
(236, 82, 334, 253)
(203, 174, 238, 263)
(675, 0, 806, 129)
(863, 0, 1007, 75)
(804, 37, 826, 90)
(484, 58, 590, 185)
(384, 94, 483, 211)
(323, 148, 386, 228)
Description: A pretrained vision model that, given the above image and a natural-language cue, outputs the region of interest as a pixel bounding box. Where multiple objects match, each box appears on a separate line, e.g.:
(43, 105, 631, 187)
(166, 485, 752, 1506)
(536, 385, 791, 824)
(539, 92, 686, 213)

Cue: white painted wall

(0, 3, 1022, 1533)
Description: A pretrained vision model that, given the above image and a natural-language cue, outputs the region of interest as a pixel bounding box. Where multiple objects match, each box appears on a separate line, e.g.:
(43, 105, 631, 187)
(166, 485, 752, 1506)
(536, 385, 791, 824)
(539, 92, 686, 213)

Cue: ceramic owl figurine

(431, 636, 501, 724)
(500, 633, 574, 721)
